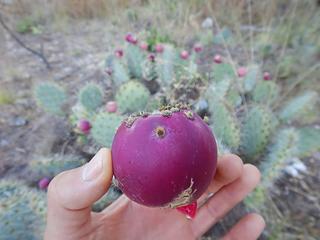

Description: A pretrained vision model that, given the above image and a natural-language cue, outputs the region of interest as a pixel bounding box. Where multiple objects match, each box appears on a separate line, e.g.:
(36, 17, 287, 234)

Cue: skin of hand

(44, 148, 265, 240)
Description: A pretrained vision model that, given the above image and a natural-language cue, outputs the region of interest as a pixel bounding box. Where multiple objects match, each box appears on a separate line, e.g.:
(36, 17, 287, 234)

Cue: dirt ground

(1, 18, 320, 239)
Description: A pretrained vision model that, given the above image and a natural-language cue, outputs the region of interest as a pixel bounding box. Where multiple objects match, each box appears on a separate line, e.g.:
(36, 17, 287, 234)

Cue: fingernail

(82, 149, 104, 181)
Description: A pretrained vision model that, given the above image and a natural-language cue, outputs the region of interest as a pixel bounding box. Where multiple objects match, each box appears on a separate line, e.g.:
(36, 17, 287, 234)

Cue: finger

(222, 213, 266, 240)
(45, 148, 113, 240)
(192, 164, 261, 237)
(198, 154, 243, 204)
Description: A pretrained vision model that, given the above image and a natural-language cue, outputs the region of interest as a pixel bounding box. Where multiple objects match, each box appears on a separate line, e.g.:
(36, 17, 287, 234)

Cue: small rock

(201, 17, 213, 29)
(9, 116, 27, 127)
(0, 139, 9, 147)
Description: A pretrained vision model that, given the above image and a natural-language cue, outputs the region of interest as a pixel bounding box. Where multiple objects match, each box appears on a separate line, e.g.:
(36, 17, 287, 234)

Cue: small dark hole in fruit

(155, 126, 166, 138)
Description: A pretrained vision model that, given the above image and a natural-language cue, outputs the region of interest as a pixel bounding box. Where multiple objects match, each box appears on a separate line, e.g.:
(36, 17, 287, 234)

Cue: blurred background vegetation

(0, 0, 319, 239)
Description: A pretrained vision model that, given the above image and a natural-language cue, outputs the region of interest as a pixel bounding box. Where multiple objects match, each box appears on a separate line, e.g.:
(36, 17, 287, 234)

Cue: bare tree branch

(0, 12, 51, 69)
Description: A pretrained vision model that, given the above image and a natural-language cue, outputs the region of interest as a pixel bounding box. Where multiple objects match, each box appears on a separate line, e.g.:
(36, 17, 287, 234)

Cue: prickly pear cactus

(91, 112, 123, 147)
(260, 128, 298, 187)
(297, 127, 320, 158)
(79, 83, 104, 112)
(242, 65, 260, 92)
(279, 91, 318, 124)
(0, 180, 46, 240)
(126, 44, 144, 79)
(156, 44, 177, 86)
(205, 78, 231, 100)
(35, 82, 67, 115)
(115, 81, 150, 113)
(239, 106, 274, 161)
(111, 58, 130, 87)
(28, 155, 85, 181)
(212, 63, 235, 81)
(245, 128, 298, 209)
(252, 81, 279, 104)
(209, 100, 240, 149)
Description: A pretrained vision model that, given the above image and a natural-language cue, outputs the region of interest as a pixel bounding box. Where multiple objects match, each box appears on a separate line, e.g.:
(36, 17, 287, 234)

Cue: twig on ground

(0, 12, 52, 69)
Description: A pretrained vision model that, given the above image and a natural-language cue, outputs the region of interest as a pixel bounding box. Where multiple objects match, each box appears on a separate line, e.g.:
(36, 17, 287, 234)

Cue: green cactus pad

(126, 44, 144, 79)
(156, 44, 177, 86)
(226, 88, 242, 108)
(297, 127, 320, 158)
(205, 77, 231, 101)
(252, 81, 280, 104)
(34, 82, 67, 115)
(28, 155, 85, 180)
(260, 128, 298, 187)
(79, 83, 103, 112)
(240, 106, 274, 161)
(279, 91, 318, 124)
(0, 180, 46, 240)
(112, 58, 130, 87)
(212, 63, 235, 82)
(115, 81, 150, 113)
(209, 100, 240, 149)
(91, 112, 123, 147)
(243, 65, 260, 92)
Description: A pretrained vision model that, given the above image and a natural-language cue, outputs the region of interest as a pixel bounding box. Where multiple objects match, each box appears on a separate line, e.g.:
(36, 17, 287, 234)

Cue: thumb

(45, 148, 112, 240)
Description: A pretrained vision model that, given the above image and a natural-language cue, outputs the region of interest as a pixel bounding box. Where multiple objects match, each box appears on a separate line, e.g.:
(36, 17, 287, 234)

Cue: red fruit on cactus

(106, 101, 117, 113)
(148, 53, 156, 62)
(213, 54, 222, 64)
(155, 44, 164, 53)
(115, 49, 124, 58)
(38, 177, 50, 190)
(140, 42, 148, 51)
(180, 50, 189, 60)
(125, 33, 137, 44)
(77, 119, 91, 134)
(193, 43, 203, 53)
(263, 71, 271, 80)
(112, 105, 218, 211)
(237, 67, 247, 77)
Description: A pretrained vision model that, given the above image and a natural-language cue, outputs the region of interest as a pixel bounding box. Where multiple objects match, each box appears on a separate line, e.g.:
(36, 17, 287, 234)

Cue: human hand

(44, 148, 265, 240)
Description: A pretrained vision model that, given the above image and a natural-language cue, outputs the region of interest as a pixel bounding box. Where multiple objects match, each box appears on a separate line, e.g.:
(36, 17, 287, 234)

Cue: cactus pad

(126, 44, 144, 79)
(91, 112, 123, 147)
(252, 81, 279, 104)
(239, 106, 274, 161)
(209, 100, 240, 149)
(279, 91, 318, 124)
(115, 81, 150, 113)
(79, 83, 104, 112)
(35, 82, 67, 115)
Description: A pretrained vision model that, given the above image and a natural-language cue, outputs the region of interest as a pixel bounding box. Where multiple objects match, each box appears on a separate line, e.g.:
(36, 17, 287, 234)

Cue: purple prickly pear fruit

(38, 177, 50, 190)
(140, 42, 148, 51)
(112, 105, 218, 209)
(180, 50, 189, 60)
(148, 53, 156, 62)
(155, 44, 164, 53)
(77, 119, 91, 134)
(125, 33, 138, 44)
(193, 43, 203, 53)
(115, 49, 124, 58)
(263, 71, 271, 80)
(106, 101, 117, 113)
(213, 54, 222, 64)
(237, 67, 247, 77)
